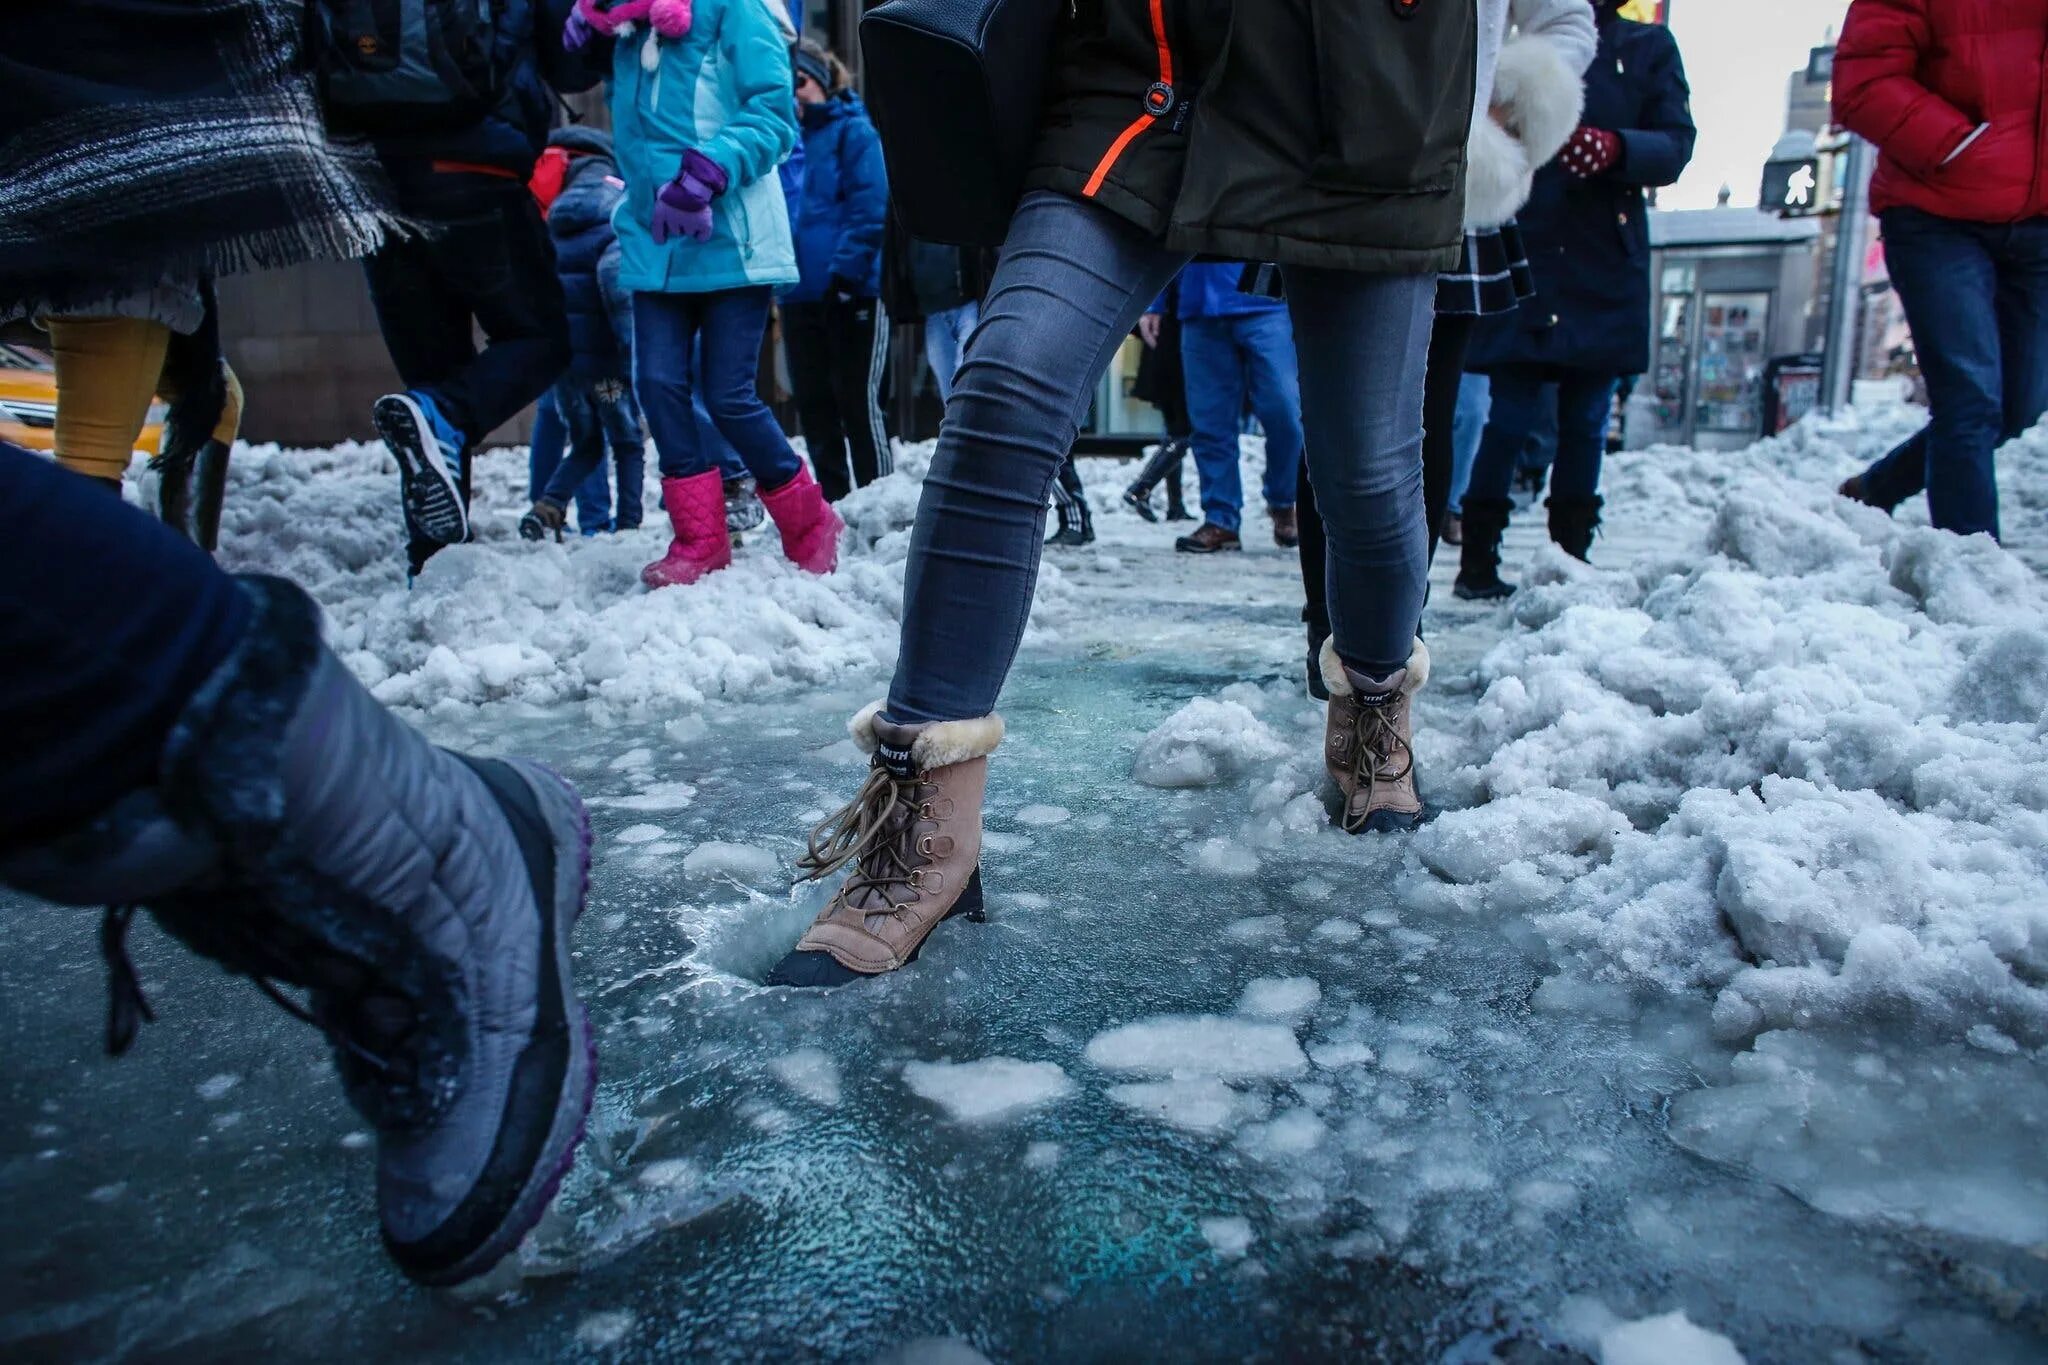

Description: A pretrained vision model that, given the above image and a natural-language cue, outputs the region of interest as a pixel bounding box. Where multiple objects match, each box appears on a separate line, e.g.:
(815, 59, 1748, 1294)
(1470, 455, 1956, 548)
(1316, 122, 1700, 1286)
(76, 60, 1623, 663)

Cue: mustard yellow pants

(47, 316, 243, 483)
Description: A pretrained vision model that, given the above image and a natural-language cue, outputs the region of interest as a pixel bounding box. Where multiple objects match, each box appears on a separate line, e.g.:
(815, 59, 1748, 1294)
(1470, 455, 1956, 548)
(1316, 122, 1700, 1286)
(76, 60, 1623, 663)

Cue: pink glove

(1560, 126, 1622, 179)
(652, 150, 729, 246)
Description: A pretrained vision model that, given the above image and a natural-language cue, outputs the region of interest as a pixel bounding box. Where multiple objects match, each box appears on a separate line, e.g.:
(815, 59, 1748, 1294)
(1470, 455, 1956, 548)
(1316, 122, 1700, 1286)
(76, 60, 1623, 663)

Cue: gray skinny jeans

(887, 191, 1434, 724)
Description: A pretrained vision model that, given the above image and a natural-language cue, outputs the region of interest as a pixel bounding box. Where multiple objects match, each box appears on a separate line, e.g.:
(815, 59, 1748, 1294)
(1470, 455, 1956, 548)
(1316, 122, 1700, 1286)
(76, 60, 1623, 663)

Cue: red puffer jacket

(1834, 0, 2048, 222)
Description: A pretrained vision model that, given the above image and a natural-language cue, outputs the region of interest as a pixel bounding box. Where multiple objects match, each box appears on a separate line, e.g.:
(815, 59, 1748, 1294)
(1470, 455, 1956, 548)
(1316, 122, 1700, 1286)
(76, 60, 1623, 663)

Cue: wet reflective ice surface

(4, 642, 2046, 1364)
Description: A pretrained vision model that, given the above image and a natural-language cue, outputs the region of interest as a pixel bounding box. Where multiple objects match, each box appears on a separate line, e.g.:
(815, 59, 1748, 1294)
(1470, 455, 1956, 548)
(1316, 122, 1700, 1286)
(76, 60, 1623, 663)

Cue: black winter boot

(1163, 440, 1194, 521)
(1121, 437, 1185, 522)
(1546, 494, 1603, 562)
(0, 577, 596, 1288)
(1454, 496, 1517, 601)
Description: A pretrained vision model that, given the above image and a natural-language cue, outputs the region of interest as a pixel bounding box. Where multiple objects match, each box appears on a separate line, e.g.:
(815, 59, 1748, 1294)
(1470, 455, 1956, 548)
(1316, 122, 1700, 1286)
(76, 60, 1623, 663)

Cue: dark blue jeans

(887, 191, 1435, 723)
(1854, 208, 2048, 538)
(1466, 368, 1616, 503)
(529, 392, 617, 532)
(538, 375, 646, 530)
(1181, 309, 1303, 531)
(0, 443, 250, 847)
(634, 288, 801, 489)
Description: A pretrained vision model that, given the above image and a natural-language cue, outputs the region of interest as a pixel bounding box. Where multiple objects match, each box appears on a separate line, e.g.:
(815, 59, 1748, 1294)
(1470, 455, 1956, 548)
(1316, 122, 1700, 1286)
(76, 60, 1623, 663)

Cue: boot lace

(797, 765, 930, 912)
(98, 904, 419, 1090)
(1342, 694, 1414, 835)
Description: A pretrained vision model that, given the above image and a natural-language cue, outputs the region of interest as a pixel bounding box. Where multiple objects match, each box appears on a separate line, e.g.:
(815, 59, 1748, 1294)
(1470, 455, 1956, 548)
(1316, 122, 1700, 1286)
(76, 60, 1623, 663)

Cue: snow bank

(216, 440, 1072, 716)
(1132, 693, 1290, 788)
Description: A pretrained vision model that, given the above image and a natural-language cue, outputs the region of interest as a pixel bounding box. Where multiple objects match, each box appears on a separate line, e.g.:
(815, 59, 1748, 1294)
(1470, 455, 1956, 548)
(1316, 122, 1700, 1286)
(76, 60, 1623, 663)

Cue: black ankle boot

(1454, 496, 1516, 600)
(1546, 494, 1603, 562)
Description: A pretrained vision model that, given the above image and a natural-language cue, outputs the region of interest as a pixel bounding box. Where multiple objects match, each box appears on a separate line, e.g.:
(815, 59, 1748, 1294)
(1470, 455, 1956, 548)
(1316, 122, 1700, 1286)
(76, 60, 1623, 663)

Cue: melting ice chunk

(769, 1048, 843, 1107)
(1599, 1311, 1745, 1365)
(902, 1058, 1073, 1123)
(1235, 977, 1322, 1021)
(1085, 1015, 1309, 1081)
(1199, 1215, 1256, 1259)
(682, 841, 780, 881)
(1132, 697, 1288, 788)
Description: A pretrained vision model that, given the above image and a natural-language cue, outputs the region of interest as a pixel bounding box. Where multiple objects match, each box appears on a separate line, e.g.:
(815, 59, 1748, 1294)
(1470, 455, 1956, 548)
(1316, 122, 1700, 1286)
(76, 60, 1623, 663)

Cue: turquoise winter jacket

(606, 0, 799, 295)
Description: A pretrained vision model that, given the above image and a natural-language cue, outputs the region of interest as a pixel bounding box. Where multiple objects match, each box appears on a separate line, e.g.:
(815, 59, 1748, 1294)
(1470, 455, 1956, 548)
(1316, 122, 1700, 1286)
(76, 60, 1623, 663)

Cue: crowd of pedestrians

(0, 0, 2036, 1299)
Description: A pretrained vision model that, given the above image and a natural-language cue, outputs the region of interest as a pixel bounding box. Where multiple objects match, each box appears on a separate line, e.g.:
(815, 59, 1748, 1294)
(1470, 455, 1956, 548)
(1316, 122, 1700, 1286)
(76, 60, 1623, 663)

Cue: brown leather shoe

(1270, 506, 1299, 548)
(1320, 638, 1428, 834)
(1174, 522, 1243, 554)
(767, 704, 1002, 987)
(1440, 513, 1463, 546)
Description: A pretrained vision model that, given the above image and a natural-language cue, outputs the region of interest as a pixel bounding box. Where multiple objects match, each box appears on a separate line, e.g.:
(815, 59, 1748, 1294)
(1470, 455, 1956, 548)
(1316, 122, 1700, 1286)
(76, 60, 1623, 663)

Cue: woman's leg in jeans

(887, 191, 1187, 724)
(635, 292, 707, 480)
(1465, 369, 1548, 503)
(697, 288, 803, 491)
(1283, 266, 1436, 676)
(1548, 372, 1618, 500)
(1448, 372, 1490, 516)
(1421, 314, 1476, 564)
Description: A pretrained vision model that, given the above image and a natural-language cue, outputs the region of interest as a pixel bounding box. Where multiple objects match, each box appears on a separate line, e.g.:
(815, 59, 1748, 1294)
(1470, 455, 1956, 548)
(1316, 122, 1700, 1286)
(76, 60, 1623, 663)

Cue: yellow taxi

(0, 342, 165, 456)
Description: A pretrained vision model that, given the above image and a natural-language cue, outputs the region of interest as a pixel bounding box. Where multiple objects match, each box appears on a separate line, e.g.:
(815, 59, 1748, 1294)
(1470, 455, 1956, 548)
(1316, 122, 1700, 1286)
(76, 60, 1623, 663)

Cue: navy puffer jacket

(787, 92, 888, 303)
(548, 128, 632, 381)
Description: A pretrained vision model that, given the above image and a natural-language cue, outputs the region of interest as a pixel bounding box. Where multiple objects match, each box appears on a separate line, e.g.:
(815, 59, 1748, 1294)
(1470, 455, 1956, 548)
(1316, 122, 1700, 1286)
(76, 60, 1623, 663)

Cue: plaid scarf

(0, 0, 400, 320)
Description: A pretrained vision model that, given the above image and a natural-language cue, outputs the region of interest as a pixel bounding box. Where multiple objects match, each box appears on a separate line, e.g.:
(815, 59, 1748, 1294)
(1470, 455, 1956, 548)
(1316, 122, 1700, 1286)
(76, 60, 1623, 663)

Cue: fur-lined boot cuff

(848, 701, 1006, 773)
(1320, 638, 1431, 699)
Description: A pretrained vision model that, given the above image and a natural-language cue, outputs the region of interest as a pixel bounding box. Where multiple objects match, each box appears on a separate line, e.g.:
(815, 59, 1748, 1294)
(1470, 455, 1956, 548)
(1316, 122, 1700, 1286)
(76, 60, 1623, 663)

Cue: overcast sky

(1661, 0, 1855, 209)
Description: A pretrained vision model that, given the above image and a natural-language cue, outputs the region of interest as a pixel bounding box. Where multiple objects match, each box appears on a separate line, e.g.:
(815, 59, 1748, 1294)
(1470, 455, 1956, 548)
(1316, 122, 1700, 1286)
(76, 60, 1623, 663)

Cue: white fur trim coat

(1465, 0, 1598, 231)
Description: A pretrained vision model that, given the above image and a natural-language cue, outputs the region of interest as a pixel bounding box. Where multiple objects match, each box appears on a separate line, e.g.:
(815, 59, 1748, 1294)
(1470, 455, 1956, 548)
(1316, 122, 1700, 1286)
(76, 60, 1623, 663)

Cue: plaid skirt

(1435, 222, 1536, 317)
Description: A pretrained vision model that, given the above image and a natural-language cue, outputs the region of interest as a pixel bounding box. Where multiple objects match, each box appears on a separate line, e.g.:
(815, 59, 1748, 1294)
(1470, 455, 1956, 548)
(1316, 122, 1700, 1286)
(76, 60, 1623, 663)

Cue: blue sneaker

(376, 392, 470, 547)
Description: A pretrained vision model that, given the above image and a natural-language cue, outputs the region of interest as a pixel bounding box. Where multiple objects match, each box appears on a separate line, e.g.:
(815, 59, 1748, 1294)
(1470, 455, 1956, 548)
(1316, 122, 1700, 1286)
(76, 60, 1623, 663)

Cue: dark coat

(372, 0, 583, 186)
(1835, 0, 2048, 223)
(1027, 0, 1477, 275)
(547, 132, 631, 382)
(1467, 11, 1694, 377)
(786, 93, 889, 303)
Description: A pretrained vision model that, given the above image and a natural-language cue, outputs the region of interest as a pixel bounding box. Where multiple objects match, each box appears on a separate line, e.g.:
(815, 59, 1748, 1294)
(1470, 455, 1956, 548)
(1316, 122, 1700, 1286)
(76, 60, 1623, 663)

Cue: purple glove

(652, 150, 730, 246)
(563, 5, 595, 51)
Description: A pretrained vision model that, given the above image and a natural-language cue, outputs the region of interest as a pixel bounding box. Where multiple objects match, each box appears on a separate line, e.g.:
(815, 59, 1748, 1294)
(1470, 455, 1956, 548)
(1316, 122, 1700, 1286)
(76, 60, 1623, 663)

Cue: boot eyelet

(918, 835, 935, 856)
(908, 869, 926, 889)
(919, 802, 936, 819)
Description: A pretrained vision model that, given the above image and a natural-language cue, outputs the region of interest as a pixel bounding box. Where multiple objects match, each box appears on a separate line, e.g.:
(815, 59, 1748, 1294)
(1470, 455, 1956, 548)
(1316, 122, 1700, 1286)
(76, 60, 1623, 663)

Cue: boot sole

(391, 759, 596, 1287)
(766, 868, 986, 989)
(1452, 581, 1514, 601)
(376, 395, 469, 548)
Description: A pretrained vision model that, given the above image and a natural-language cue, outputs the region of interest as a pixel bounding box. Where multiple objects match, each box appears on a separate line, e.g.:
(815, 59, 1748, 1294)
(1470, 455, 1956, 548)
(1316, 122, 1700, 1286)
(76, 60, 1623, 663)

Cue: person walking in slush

(565, 0, 843, 589)
(1456, 0, 1694, 599)
(783, 41, 894, 502)
(769, 0, 1478, 987)
(1832, 0, 2048, 542)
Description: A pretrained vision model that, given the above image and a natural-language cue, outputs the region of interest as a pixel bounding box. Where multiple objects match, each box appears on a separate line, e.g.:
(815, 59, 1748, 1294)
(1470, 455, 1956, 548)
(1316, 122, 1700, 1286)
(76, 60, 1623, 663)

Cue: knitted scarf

(0, 0, 401, 320)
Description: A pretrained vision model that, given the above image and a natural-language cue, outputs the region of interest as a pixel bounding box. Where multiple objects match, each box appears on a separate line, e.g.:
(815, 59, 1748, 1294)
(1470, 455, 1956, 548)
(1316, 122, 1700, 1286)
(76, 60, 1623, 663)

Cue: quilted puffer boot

(642, 470, 733, 588)
(766, 703, 1002, 988)
(1320, 637, 1430, 834)
(0, 576, 596, 1287)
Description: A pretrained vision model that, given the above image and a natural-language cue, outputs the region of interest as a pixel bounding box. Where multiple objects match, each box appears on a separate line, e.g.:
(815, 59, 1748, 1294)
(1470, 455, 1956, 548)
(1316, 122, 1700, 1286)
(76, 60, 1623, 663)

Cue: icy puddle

(0, 651, 2040, 1364)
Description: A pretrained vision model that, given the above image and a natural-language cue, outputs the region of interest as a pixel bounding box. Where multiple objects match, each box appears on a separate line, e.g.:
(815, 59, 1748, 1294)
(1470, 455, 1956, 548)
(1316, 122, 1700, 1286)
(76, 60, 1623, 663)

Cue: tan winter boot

(1321, 637, 1429, 834)
(766, 703, 1002, 988)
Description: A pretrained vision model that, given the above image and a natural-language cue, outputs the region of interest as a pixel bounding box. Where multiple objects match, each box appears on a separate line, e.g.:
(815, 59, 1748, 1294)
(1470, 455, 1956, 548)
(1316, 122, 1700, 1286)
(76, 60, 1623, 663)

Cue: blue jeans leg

(599, 384, 646, 528)
(1239, 309, 1304, 512)
(1882, 208, 2007, 537)
(0, 443, 251, 846)
(1550, 373, 1618, 501)
(1182, 318, 1250, 533)
(637, 289, 801, 488)
(1467, 369, 1550, 502)
(1283, 266, 1435, 677)
(925, 301, 981, 404)
(1448, 372, 1490, 515)
(529, 394, 564, 501)
(886, 191, 1188, 723)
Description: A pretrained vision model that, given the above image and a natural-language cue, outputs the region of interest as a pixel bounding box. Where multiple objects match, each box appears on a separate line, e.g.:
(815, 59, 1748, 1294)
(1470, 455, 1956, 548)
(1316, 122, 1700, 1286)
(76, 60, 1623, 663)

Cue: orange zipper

(1082, 0, 1175, 198)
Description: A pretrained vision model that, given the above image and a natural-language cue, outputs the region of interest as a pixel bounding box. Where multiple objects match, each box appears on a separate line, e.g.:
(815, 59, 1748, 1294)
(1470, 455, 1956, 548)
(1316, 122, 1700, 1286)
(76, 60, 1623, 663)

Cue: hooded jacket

(542, 128, 633, 380)
(1834, 0, 2048, 224)
(1467, 5, 1695, 376)
(1027, 0, 1479, 275)
(600, 0, 799, 295)
(786, 91, 889, 303)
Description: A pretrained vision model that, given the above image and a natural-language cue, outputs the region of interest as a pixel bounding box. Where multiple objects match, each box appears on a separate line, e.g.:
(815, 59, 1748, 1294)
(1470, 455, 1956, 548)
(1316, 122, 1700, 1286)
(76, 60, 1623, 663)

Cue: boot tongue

(1343, 665, 1408, 706)
(869, 717, 926, 779)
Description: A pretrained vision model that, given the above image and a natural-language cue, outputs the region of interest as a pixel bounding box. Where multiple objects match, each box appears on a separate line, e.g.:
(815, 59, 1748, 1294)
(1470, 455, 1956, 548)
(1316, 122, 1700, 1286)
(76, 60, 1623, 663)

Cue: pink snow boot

(760, 464, 844, 575)
(642, 471, 732, 589)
